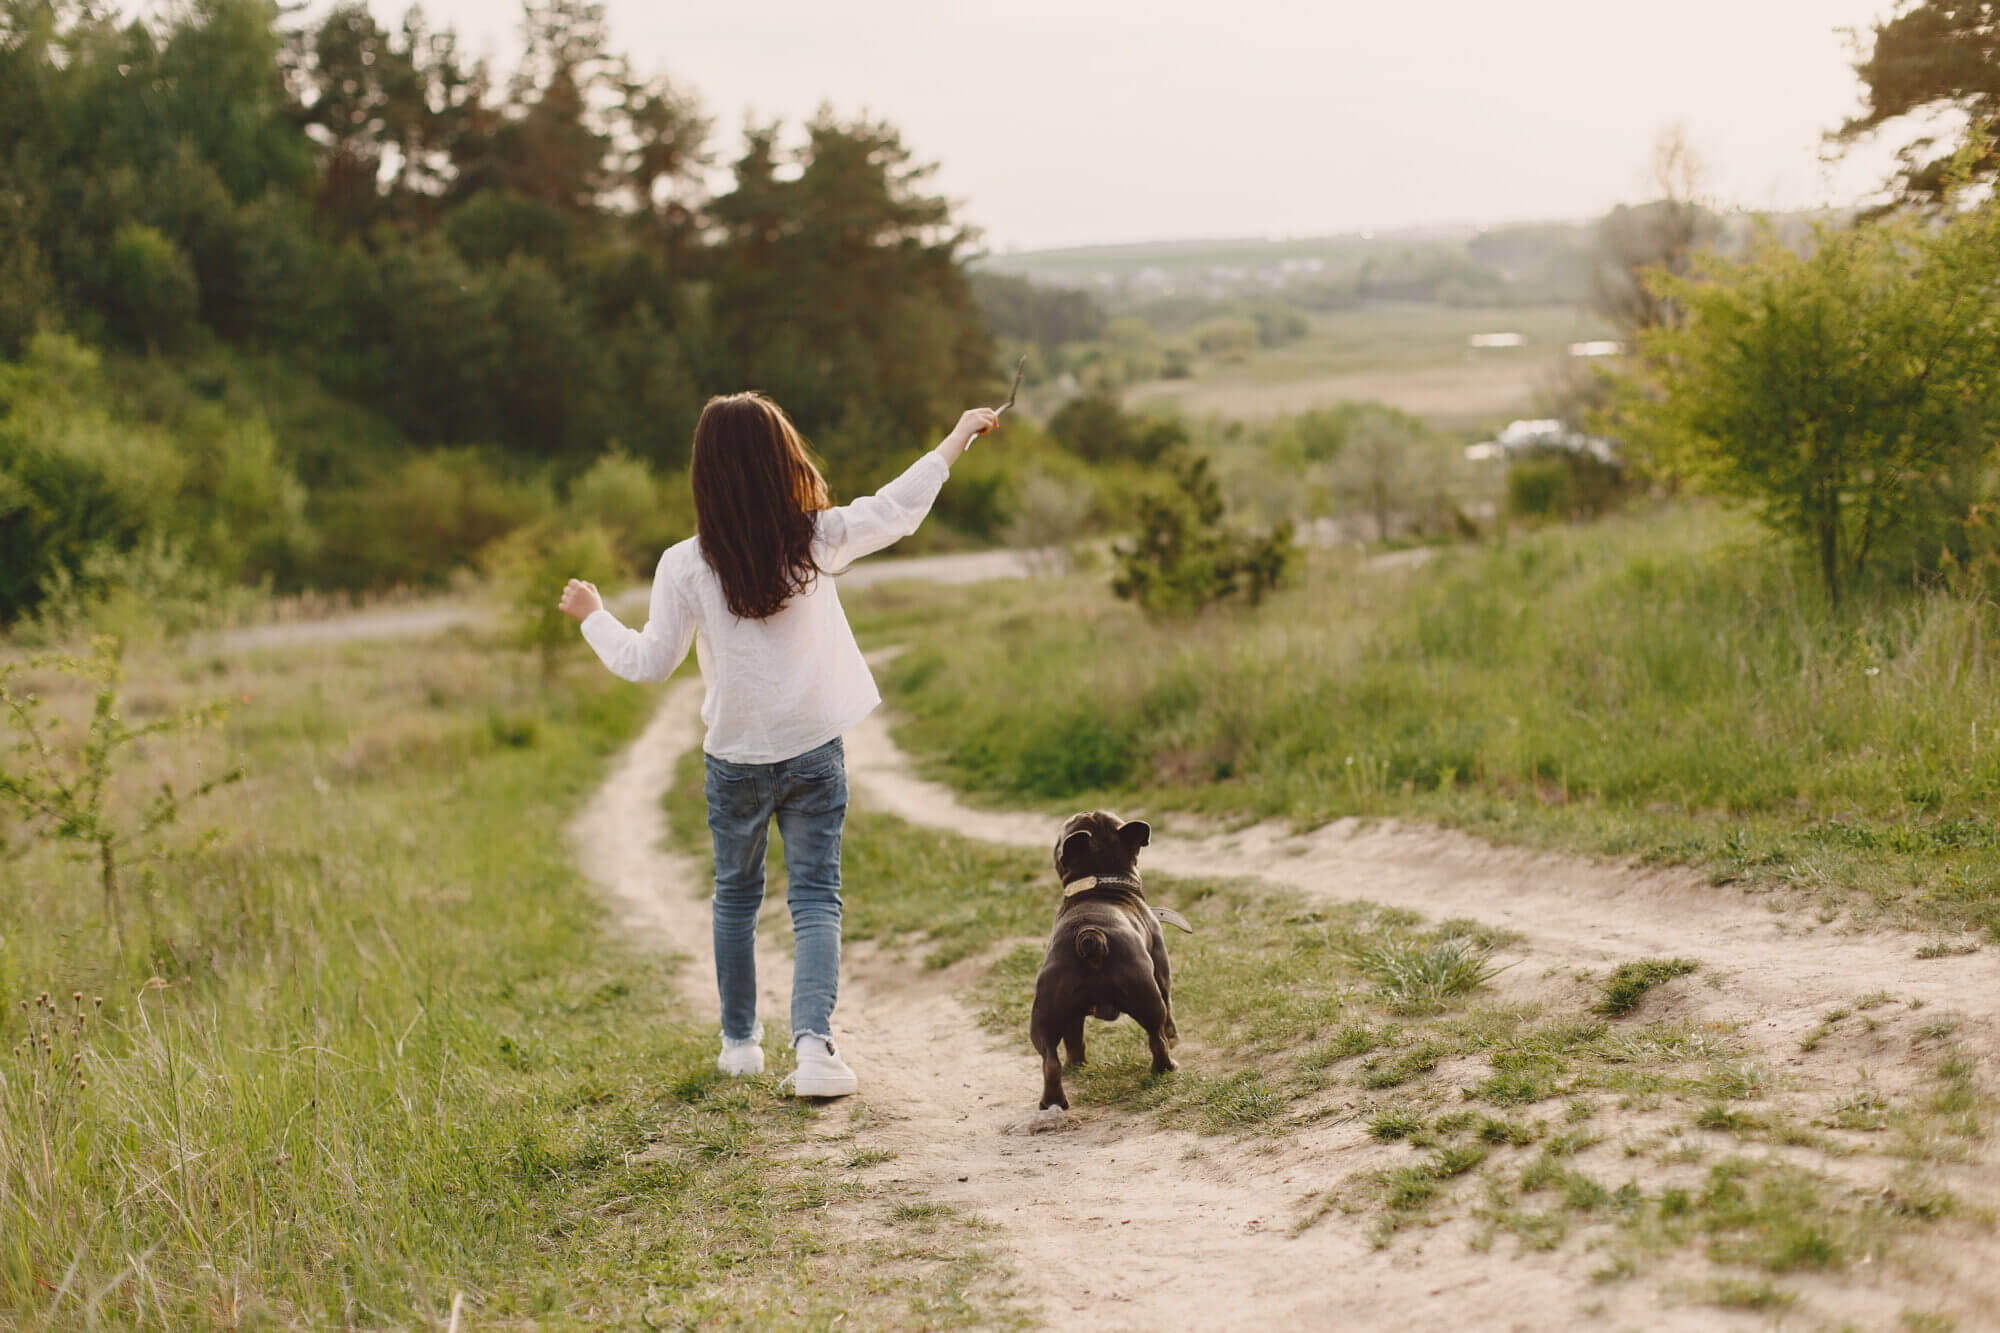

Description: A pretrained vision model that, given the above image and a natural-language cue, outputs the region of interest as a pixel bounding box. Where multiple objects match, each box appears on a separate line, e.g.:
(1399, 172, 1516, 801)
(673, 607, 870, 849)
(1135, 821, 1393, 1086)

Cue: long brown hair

(691, 392, 832, 620)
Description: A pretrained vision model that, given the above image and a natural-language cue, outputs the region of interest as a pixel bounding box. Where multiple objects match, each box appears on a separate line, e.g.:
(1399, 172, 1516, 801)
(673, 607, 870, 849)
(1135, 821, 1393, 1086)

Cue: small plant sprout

(0, 637, 243, 944)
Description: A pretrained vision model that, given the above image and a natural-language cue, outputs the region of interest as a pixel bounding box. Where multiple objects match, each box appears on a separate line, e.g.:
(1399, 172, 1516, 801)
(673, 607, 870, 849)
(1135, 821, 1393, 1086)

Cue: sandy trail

(570, 682, 2000, 1330)
(845, 711, 2000, 1059)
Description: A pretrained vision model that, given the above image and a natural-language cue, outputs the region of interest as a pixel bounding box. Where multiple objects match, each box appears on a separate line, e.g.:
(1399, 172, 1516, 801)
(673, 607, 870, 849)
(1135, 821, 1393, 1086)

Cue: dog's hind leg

(1128, 978, 1179, 1076)
(1039, 1044, 1069, 1110)
(1031, 1020, 1069, 1110)
(1062, 1014, 1087, 1069)
(1152, 947, 1178, 1045)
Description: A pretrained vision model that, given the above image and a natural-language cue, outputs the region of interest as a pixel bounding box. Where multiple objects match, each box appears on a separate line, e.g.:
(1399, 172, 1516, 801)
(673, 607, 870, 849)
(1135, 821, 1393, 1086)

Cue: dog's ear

(1117, 819, 1151, 853)
(1060, 828, 1093, 869)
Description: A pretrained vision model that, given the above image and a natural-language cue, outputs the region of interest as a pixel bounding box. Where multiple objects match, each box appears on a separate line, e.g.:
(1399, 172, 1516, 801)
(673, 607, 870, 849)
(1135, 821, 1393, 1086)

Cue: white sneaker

(717, 1020, 764, 1077)
(780, 1034, 857, 1097)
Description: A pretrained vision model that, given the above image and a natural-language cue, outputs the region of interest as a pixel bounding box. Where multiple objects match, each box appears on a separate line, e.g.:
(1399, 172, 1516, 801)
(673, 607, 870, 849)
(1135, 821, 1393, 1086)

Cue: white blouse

(579, 449, 952, 763)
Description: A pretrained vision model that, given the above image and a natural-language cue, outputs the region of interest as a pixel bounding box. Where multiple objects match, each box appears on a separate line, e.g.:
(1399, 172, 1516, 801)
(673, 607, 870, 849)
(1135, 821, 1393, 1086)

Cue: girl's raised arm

(815, 408, 997, 573)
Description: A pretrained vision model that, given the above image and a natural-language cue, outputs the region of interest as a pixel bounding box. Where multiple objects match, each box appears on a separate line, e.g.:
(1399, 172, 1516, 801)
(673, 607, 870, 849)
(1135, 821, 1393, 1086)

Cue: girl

(558, 394, 1000, 1096)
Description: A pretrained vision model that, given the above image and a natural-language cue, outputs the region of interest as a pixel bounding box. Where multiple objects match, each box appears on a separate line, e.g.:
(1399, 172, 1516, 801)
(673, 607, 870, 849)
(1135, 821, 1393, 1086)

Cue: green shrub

(481, 521, 623, 680)
(1047, 389, 1186, 465)
(171, 406, 315, 585)
(1190, 316, 1259, 357)
(564, 449, 691, 573)
(0, 334, 323, 623)
(1113, 455, 1295, 615)
(1507, 451, 1626, 523)
(22, 535, 266, 646)
(1247, 305, 1310, 347)
(955, 706, 1137, 799)
(1627, 187, 2000, 604)
(0, 336, 186, 622)
(314, 450, 554, 590)
(103, 224, 202, 354)
(1323, 404, 1467, 540)
(1507, 458, 1572, 520)
(1056, 317, 1168, 389)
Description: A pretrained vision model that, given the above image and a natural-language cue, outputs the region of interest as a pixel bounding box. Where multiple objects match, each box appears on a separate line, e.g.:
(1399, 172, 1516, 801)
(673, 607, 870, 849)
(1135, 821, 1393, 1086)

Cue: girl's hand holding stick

(939, 408, 1000, 464)
(940, 355, 1024, 463)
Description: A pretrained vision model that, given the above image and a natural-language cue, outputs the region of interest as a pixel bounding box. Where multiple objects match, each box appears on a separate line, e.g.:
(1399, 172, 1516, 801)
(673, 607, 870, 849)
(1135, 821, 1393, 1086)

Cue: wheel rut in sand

(572, 685, 2000, 1330)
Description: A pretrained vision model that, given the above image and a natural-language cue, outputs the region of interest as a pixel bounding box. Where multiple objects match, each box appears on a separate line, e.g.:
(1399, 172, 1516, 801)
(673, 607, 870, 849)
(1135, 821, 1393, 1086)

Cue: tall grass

(865, 505, 2000, 932)
(0, 638, 1002, 1328)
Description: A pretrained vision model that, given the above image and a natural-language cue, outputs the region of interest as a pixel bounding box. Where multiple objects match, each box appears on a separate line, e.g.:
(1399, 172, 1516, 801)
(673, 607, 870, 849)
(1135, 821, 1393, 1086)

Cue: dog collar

(1062, 874, 1144, 900)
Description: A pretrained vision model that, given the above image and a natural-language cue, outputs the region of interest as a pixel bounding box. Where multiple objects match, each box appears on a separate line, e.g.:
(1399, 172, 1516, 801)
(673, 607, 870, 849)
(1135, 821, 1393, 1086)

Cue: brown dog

(1029, 811, 1193, 1110)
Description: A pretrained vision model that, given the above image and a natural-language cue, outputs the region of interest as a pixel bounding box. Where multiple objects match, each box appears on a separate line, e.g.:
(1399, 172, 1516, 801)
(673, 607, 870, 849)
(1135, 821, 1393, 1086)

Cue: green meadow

(862, 505, 2000, 939)
(0, 637, 1006, 1330)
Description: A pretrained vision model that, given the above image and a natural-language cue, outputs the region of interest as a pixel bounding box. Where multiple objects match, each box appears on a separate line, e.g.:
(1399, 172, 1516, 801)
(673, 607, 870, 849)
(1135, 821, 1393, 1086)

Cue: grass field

(855, 504, 2000, 941)
(1126, 304, 1613, 428)
(9, 490, 1995, 1326)
(0, 635, 1002, 1329)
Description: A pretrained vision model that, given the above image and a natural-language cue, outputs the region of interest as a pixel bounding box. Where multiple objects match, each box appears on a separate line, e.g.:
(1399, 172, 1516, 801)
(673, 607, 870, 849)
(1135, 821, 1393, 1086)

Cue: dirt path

(569, 682, 2000, 1329)
(845, 711, 2000, 1061)
(568, 686, 1604, 1330)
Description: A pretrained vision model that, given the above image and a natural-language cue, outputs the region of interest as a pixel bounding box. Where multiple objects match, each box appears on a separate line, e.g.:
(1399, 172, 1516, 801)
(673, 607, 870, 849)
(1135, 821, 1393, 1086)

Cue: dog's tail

(1075, 926, 1109, 968)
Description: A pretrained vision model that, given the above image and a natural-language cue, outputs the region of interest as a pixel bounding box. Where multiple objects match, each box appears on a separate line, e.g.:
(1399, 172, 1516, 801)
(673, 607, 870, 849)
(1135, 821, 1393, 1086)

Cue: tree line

(0, 0, 992, 620)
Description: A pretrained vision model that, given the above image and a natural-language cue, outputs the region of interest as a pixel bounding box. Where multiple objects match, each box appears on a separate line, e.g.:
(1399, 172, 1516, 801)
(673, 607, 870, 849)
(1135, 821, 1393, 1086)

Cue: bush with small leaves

(0, 639, 241, 944)
(1113, 454, 1295, 615)
(481, 522, 623, 681)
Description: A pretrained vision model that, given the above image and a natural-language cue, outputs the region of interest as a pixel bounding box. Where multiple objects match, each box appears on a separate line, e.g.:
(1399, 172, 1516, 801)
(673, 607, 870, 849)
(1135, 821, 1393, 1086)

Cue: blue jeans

(703, 736, 848, 1044)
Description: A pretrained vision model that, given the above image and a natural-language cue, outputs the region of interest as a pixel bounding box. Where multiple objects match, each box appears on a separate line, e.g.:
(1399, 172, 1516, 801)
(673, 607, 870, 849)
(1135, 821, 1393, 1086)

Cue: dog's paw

(1005, 1107, 1080, 1135)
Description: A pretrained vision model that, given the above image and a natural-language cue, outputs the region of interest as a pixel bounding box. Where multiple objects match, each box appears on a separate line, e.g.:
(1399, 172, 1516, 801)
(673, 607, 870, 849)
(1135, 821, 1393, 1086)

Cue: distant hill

(975, 222, 1598, 311)
(976, 225, 1485, 282)
(974, 209, 1846, 314)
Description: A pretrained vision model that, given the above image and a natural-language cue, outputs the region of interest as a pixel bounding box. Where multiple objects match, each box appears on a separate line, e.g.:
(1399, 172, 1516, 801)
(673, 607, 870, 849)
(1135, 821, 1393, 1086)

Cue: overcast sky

(397, 0, 1911, 252)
